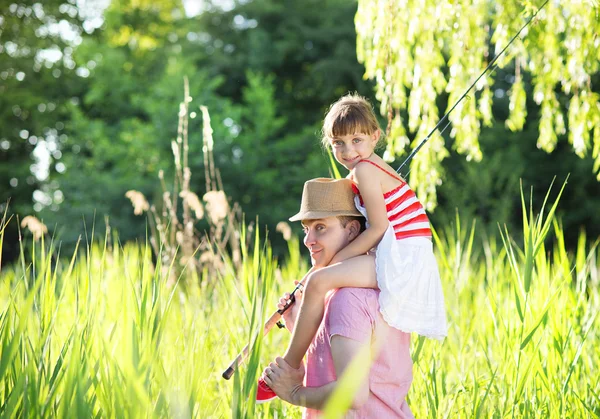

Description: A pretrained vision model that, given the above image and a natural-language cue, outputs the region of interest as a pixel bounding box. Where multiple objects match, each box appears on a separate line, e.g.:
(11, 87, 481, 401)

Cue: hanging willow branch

(356, 0, 600, 210)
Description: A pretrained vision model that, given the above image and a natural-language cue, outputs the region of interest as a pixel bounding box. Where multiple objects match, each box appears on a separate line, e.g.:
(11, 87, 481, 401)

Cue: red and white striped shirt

(352, 160, 432, 240)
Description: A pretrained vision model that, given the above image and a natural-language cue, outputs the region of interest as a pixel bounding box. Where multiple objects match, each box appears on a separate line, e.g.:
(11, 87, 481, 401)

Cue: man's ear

(347, 220, 361, 241)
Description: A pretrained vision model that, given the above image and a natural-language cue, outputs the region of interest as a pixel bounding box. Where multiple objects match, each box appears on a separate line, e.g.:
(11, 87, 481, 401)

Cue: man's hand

(277, 281, 303, 331)
(263, 357, 305, 404)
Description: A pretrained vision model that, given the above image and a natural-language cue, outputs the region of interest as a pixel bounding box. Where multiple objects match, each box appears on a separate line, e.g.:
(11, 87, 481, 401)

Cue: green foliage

(506, 74, 527, 132)
(432, 95, 600, 246)
(195, 0, 377, 131)
(0, 216, 301, 417)
(190, 0, 379, 237)
(38, 1, 238, 251)
(0, 1, 88, 260)
(21, 0, 377, 257)
(356, 0, 600, 207)
(213, 70, 324, 231)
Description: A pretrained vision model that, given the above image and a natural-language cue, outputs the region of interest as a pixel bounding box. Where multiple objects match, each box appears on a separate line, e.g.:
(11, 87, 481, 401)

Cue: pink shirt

(303, 288, 414, 418)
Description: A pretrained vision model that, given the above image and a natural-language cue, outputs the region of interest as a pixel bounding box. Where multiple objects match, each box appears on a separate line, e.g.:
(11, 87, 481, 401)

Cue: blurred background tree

(1, 0, 598, 263)
(190, 0, 378, 242)
(44, 0, 239, 250)
(0, 1, 90, 260)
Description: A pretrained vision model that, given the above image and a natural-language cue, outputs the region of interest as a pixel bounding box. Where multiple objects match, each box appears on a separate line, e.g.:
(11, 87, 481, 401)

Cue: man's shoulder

(325, 288, 380, 344)
(329, 287, 380, 312)
(332, 287, 379, 298)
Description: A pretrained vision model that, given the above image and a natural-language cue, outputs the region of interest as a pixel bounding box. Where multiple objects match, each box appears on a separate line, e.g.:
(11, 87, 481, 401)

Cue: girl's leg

(282, 255, 377, 368)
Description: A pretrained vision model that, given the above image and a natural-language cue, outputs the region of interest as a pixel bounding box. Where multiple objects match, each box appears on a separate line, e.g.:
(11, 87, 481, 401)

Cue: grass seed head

(125, 190, 150, 215)
(276, 221, 292, 241)
(180, 191, 204, 220)
(20, 215, 47, 240)
(203, 191, 228, 224)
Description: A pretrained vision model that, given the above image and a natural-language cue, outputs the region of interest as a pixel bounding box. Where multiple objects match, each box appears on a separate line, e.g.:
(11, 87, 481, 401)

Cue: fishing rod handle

(222, 346, 248, 380)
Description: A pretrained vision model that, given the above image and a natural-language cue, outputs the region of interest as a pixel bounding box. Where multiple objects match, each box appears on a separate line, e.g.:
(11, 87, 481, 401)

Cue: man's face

(301, 217, 355, 268)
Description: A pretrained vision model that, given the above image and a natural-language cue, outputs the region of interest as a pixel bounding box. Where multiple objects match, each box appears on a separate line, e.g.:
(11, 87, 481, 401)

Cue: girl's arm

(329, 163, 388, 264)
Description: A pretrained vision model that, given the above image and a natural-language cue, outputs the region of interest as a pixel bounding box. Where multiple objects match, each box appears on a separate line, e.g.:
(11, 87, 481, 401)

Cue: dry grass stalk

(200, 106, 223, 192)
(125, 77, 243, 286)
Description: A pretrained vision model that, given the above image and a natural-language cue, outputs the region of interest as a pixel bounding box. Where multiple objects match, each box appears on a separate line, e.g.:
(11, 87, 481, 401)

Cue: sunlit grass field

(1, 187, 599, 418)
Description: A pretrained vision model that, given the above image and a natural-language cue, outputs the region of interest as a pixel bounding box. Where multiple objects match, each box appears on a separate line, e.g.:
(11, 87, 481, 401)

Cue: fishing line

(396, 0, 550, 178)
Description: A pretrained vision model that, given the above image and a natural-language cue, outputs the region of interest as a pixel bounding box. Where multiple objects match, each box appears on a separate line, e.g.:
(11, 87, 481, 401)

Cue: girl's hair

(321, 93, 383, 149)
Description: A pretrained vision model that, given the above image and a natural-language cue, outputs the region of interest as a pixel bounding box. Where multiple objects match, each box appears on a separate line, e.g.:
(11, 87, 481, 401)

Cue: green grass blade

(326, 147, 342, 179)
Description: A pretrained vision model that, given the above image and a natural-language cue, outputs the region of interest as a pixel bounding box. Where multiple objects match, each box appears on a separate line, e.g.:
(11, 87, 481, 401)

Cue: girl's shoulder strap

(356, 159, 404, 182)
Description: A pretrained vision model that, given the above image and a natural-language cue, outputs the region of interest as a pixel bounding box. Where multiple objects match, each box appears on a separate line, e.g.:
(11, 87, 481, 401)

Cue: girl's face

(328, 131, 380, 170)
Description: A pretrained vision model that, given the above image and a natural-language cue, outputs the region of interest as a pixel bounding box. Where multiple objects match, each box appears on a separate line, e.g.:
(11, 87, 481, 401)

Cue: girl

(257, 93, 447, 403)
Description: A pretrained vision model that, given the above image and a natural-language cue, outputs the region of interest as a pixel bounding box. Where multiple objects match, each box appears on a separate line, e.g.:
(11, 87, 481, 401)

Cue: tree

(32, 0, 379, 256)
(193, 0, 376, 133)
(0, 1, 88, 260)
(185, 0, 378, 242)
(356, 0, 600, 208)
(432, 67, 600, 245)
(39, 0, 241, 250)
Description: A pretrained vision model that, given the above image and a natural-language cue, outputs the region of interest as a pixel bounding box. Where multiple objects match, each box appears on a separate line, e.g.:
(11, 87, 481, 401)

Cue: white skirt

(374, 225, 448, 341)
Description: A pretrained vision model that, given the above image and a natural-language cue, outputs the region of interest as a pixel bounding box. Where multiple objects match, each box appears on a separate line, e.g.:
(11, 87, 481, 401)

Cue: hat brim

(289, 209, 362, 222)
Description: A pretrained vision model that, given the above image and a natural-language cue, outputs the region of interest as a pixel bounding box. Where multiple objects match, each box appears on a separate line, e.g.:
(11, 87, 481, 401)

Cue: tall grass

(2, 184, 599, 418)
(2, 190, 599, 417)
(0, 212, 303, 418)
(407, 182, 600, 418)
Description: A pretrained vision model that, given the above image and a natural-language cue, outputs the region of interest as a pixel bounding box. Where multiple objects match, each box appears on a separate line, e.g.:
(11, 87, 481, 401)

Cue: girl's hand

(277, 281, 303, 331)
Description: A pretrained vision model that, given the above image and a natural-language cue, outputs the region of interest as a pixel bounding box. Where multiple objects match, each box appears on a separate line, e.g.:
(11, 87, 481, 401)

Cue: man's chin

(311, 257, 332, 269)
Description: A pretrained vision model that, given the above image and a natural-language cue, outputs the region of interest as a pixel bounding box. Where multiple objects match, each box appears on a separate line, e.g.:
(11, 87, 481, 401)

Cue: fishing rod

(222, 0, 549, 381)
(222, 281, 304, 380)
(396, 0, 550, 178)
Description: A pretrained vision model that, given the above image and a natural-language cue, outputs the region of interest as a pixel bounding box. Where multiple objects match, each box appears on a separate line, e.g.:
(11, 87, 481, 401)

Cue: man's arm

(265, 336, 371, 410)
(297, 335, 370, 409)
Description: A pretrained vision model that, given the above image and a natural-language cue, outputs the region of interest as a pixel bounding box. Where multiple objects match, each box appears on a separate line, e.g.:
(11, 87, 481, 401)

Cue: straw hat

(289, 178, 362, 222)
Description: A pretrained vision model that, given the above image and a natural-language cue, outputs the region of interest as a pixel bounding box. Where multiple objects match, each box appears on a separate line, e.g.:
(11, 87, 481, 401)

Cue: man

(262, 178, 414, 418)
